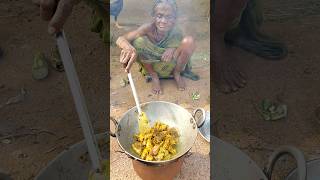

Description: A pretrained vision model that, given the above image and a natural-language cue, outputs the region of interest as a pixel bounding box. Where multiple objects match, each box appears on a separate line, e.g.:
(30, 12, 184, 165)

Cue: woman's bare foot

(173, 71, 186, 91)
(213, 0, 250, 93)
(214, 41, 247, 93)
(150, 73, 162, 94)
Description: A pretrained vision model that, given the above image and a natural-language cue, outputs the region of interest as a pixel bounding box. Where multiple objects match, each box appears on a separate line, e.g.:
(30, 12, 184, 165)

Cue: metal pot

(213, 136, 307, 180)
(35, 133, 108, 180)
(286, 159, 320, 180)
(0, 171, 12, 180)
(110, 101, 204, 166)
(193, 108, 210, 142)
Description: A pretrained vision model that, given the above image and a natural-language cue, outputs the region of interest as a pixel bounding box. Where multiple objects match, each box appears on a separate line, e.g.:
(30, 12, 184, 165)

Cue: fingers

(161, 53, 167, 62)
(162, 52, 173, 62)
(125, 52, 137, 73)
(40, 0, 56, 21)
(48, 0, 75, 34)
(120, 50, 124, 62)
(119, 49, 136, 73)
(162, 49, 175, 62)
(120, 51, 130, 64)
(40, 0, 80, 34)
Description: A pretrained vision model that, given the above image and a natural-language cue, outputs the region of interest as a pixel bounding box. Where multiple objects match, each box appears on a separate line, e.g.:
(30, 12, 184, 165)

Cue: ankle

(150, 72, 159, 78)
(173, 70, 181, 76)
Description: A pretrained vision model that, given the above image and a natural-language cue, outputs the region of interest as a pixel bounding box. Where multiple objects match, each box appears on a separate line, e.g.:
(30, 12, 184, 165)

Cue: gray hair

(152, 0, 178, 17)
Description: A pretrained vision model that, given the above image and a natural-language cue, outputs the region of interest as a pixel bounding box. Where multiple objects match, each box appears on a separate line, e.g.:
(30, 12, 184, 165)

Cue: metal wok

(213, 136, 307, 180)
(110, 101, 202, 166)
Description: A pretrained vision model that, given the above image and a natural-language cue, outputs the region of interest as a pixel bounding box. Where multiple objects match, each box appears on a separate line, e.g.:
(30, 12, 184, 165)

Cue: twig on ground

(0, 133, 38, 141)
(241, 145, 274, 152)
(44, 142, 73, 154)
(0, 128, 56, 141)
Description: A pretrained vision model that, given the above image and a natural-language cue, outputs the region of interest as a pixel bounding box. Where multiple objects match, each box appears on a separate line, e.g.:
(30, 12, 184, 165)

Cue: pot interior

(116, 101, 198, 163)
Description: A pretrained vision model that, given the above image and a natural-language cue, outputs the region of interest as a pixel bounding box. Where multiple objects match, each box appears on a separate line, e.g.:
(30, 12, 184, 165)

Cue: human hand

(39, 0, 80, 34)
(120, 48, 137, 73)
(161, 48, 176, 62)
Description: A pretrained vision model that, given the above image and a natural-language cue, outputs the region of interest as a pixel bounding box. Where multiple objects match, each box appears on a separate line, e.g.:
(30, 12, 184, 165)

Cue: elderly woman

(116, 0, 198, 94)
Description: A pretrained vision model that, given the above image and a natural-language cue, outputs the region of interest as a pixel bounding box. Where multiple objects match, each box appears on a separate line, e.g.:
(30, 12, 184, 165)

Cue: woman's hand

(120, 47, 137, 73)
(161, 48, 176, 62)
(39, 0, 80, 34)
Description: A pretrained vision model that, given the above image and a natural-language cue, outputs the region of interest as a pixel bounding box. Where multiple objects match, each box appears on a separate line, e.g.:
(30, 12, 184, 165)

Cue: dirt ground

(213, 0, 320, 179)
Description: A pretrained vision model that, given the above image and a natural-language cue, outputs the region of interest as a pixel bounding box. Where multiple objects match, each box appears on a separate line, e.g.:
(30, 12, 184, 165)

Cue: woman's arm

(116, 24, 150, 72)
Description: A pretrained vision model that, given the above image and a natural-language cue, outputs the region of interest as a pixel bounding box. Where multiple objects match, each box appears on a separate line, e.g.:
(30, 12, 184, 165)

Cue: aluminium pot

(110, 101, 205, 166)
(286, 158, 320, 180)
(213, 136, 307, 180)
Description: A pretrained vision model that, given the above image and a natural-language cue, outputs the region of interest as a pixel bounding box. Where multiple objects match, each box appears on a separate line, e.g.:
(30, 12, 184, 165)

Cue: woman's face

(153, 3, 176, 33)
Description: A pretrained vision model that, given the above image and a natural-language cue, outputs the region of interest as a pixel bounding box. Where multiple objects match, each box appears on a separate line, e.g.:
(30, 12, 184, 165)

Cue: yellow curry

(132, 121, 179, 161)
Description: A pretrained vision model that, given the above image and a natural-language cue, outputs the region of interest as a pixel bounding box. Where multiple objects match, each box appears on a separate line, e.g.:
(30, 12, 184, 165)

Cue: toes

(152, 88, 162, 95)
(220, 85, 232, 94)
(152, 89, 158, 94)
(237, 70, 247, 83)
(178, 81, 186, 91)
(215, 72, 232, 94)
(229, 68, 245, 89)
(231, 63, 247, 82)
(216, 77, 232, 94)
(174, 75, 186, 91)
(223, 71, 238, 92)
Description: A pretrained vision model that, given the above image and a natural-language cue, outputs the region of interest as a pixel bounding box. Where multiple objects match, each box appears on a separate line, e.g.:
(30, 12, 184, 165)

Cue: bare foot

(173, 71, 186, 91)
(150, 73, 162, 94)
(214, 41, 247, 93)
(115, 21, 124, 29)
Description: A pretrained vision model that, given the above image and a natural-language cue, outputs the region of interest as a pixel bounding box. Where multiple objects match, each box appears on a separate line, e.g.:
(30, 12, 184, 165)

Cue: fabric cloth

(132, 26, 189, 78)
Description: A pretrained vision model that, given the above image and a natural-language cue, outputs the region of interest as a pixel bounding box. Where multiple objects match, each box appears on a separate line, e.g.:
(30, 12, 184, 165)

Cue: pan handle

(264, 146, 307, 180)
(192, 108, 206, 128)
(110, 117, 119, 137)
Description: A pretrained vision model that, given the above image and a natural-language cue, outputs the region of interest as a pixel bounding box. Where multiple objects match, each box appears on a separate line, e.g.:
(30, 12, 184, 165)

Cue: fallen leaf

(6, 88, 26, 105)
(191, 92, 200, 101)
(1, 139, 11, 144)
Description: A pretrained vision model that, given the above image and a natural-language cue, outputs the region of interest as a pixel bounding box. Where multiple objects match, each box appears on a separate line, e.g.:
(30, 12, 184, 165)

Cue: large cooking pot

(286, 159, 320, 180)
(35, 133, 108, 180)
(213, 136, 307, 180)
(110, 101, 203, 166)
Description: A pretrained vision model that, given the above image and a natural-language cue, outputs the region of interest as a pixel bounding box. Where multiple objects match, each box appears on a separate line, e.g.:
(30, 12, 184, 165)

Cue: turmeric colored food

(138, 111, 150, 134)
(132, 122, 179, 161)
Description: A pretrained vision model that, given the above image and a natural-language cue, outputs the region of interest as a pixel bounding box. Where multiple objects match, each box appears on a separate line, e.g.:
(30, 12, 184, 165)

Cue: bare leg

(213, 0, 249, 93)
(142, 63, 162, 94)
(174, 36, 196, 91)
